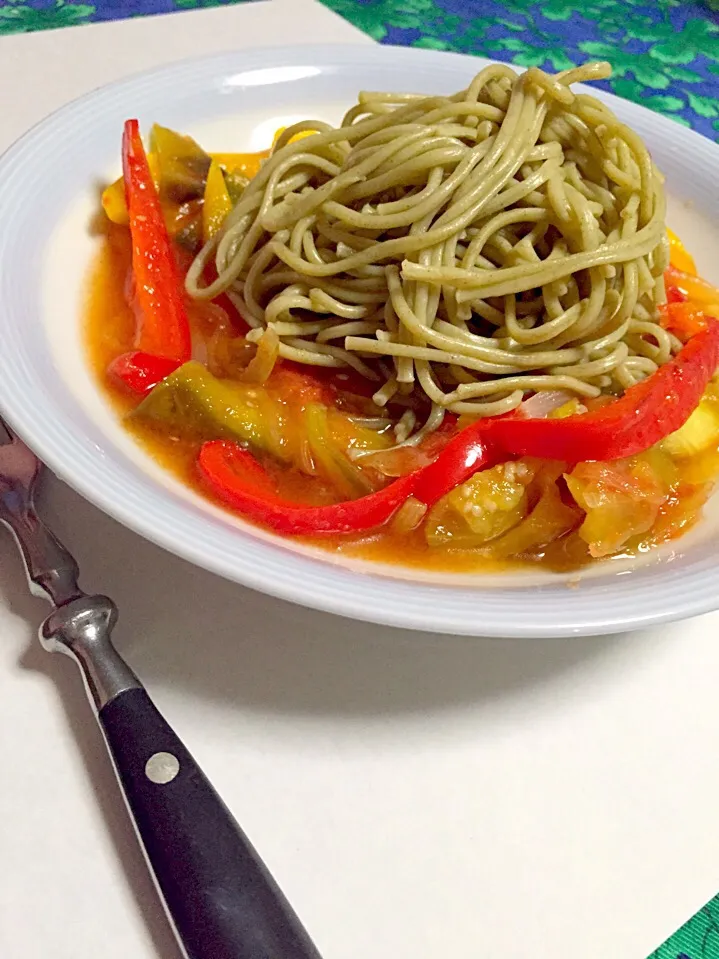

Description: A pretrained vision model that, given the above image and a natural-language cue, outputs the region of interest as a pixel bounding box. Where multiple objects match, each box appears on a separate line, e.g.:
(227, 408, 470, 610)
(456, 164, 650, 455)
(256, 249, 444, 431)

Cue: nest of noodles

(186, 60, 674, 447)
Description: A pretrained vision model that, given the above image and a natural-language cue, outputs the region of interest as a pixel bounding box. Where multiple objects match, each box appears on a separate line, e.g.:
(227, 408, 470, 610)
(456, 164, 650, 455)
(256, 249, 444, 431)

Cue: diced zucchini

(426, 462, 532, 547)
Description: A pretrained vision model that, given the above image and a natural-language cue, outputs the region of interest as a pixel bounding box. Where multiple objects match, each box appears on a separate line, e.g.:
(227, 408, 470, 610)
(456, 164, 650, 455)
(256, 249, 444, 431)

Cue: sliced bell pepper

(198, 322, 719, 536)
(211, 151, 269, 181)
(202, 158, 233, 244)
(198, 431, 500, 536)
(486, 320, 719, 462)
(122, 119, 192, 362)
(667, 229, 697, 276)
(665, 266, 719, 309)
(108, 351, 182, 397)
(102, 152, 161, 225)
(110, 120, 193, 394)
(198, 442, 419, 535)
(103, 125, 212, 225)
(271, 126, 315, 147)
(662, 394, 719, 458)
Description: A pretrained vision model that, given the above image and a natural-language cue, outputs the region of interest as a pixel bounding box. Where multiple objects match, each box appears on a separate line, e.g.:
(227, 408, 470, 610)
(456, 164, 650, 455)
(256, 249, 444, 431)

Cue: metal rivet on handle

(145, 751, 180, 784)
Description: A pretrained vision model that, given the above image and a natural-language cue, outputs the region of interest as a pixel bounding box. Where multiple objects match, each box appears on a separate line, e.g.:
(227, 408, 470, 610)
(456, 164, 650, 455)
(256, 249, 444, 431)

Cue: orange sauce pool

(84, 228, 718, 576)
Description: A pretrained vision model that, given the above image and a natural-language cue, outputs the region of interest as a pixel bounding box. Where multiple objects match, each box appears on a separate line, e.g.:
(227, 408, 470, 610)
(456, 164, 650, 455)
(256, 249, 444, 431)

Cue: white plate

(1, 42, 718, 638)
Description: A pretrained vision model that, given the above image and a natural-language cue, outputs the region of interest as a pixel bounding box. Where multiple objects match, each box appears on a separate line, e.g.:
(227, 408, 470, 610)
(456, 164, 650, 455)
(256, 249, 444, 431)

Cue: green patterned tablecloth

(651, 900, 719, 959)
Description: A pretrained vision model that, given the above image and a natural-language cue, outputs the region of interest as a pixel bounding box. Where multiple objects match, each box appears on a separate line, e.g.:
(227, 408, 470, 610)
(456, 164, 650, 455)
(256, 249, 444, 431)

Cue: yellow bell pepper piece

(210, 126, 312, 179)
(668, 228, 697, 276)
(549, 398, 583, 419)
(662, 397, 719, 459)
(272, 126, 314, 146)
(101, 178, 127, 224)
(102, 126, 311, 226)
(103, 149, 266, 225)
(212, 128, 312, 178)
(202, 159, 232, 244)
(210, 151, 269, 180)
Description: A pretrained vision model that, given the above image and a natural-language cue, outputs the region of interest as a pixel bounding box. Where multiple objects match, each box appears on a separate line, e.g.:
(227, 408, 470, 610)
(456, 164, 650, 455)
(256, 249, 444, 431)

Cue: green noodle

(186, 61, 673, 433)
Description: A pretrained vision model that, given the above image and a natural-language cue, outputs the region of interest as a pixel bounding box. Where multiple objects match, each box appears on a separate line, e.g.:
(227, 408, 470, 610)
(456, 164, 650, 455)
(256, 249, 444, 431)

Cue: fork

(0, 418, 323, 959)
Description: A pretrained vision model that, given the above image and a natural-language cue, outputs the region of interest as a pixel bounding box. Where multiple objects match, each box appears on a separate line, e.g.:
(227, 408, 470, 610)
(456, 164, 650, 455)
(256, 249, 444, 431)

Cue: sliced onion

(240, 328, 280, 385)
(391, 496, 428, 533)
(519, 390, 573, 419)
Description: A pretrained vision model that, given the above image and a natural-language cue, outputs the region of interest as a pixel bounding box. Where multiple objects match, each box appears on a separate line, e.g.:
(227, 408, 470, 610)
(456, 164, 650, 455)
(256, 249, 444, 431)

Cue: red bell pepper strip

(198, 432, 500, 536)
(122, 119, 192, 361)
(198, 443, 419, 535)
(411, 429, 497, 504)
(107, 351, 182, 396)
(486, 319, 719, 462)
(110, 120, 192, 394)
(198, 322, 719, 536)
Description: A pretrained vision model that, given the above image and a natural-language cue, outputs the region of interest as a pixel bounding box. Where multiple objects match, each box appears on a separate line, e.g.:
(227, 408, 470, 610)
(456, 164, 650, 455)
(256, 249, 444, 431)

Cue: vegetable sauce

(85, 226, 719, 575)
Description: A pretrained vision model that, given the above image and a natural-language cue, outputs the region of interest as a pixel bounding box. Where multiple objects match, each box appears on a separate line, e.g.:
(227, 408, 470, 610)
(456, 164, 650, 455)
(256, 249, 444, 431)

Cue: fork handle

(41, 596, 322, 959)
(100, 687, 323, 959)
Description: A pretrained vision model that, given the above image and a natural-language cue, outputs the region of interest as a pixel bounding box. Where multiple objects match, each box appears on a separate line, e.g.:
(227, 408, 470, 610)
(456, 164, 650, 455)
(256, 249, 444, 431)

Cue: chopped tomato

(267, 367, 335, 406)
(643, 484, 712, 545)
(565, 457, 670, 558)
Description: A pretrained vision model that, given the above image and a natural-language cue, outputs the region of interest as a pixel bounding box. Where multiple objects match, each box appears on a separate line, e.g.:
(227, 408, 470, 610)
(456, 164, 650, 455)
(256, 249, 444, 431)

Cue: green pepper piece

(131, 361, 292, 461)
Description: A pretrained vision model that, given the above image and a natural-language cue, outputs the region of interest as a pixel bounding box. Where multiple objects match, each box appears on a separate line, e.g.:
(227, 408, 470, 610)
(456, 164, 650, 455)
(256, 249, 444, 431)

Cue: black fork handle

(100, 686, 323, 959)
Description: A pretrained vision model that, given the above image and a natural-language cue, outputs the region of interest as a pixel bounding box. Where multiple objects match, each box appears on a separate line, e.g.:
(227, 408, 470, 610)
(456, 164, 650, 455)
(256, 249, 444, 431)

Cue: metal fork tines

(0, 419, 82, 606)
